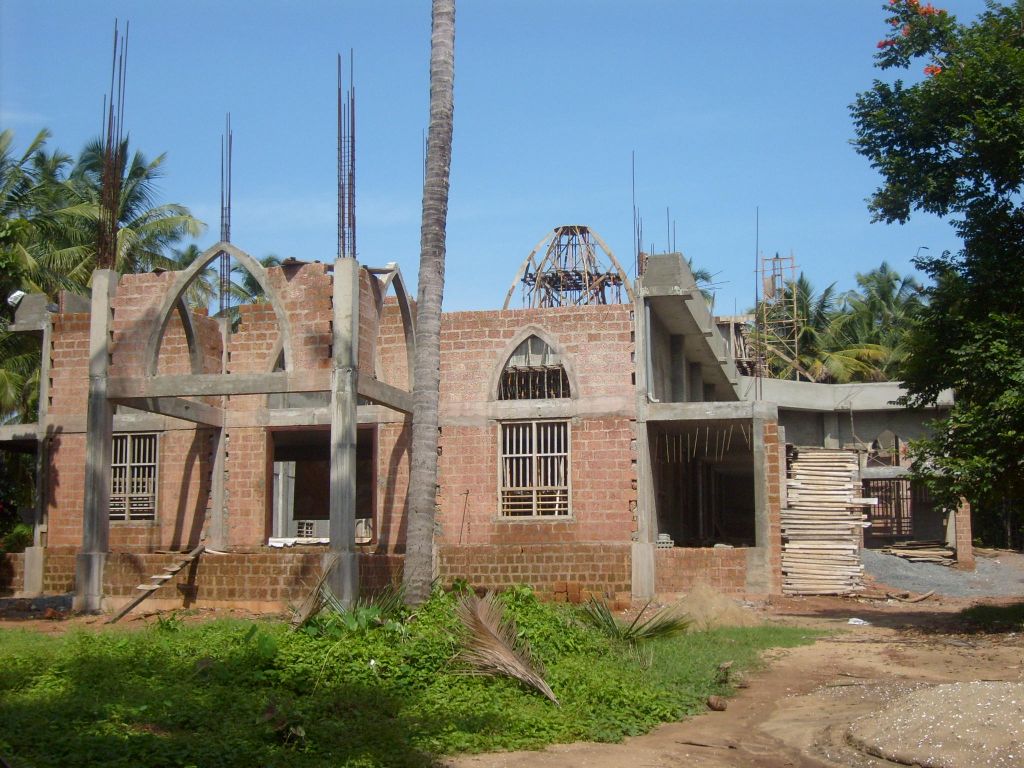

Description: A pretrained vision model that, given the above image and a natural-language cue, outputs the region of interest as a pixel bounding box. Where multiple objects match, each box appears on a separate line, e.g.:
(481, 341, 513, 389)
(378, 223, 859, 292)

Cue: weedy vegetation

(0, 586, 819, 767)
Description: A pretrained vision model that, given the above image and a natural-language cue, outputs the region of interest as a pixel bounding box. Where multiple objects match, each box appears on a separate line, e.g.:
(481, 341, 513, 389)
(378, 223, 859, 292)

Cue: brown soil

(445, 593, 1024, 768)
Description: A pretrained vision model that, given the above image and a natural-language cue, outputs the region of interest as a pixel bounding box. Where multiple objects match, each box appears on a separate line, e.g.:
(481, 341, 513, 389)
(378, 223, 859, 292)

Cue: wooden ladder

(106, 543, 205, 624)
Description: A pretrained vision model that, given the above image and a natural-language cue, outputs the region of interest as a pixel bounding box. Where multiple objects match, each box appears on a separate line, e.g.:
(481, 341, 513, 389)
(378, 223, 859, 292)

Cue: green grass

(957, 601, 1024, 632)
(0, 588, 820, 767)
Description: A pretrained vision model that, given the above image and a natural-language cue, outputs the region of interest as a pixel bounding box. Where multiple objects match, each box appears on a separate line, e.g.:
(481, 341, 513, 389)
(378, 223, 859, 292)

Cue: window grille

(498, 336, 570, 400)
(500, 421, 570, 516)
(110, 433, 158, 521)
(296, 520, 315, 538)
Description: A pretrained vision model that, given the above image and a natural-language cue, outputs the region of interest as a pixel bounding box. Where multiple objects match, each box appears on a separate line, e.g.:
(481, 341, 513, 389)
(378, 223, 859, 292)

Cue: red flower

(924, 64, 943, 75)
(901, 25, 912, 37)
(877, 39, 897, 49)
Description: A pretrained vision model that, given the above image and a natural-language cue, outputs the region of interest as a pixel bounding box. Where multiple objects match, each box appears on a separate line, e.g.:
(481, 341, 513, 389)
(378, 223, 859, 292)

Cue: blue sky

(1, 1, 987, 313)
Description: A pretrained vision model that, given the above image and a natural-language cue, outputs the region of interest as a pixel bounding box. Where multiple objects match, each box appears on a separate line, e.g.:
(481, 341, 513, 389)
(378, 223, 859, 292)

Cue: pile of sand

(672, 583, 761, 629)
(848, 681, 1024, 768)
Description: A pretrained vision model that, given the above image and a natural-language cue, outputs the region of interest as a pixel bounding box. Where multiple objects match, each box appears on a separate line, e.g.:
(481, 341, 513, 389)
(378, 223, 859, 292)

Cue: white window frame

(110, 432, 159, 522)
(499, 420, 571, 517)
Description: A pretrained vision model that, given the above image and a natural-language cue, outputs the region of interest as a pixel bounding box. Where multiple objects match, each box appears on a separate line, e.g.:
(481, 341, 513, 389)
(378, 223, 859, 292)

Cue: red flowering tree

(852, 2, 1024, 548)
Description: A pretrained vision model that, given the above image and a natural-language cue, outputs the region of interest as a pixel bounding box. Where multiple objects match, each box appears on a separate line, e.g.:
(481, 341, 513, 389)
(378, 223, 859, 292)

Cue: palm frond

(455, 591, 558, 705)
(580, 597, 690, 644)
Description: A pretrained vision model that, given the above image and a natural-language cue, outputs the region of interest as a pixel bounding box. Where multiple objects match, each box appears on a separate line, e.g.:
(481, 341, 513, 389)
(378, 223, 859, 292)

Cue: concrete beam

(644, 400, 778, 423)
(356, 372, 413, 414)
(107, 370, 330, 399)
(737, 375, 955, 412)
(111, 397, 224, 427)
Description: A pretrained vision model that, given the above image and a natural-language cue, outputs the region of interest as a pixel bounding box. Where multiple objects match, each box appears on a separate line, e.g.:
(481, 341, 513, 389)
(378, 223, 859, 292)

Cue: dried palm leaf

(455, 591, 559, 705)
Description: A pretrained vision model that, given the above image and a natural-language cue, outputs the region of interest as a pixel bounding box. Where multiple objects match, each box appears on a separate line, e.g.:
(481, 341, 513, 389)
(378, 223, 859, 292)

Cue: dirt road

(446, 596, 1024, 768)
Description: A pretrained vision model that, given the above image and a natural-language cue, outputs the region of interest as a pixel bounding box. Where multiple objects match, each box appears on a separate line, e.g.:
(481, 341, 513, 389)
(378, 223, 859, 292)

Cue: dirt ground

(3, 558, 1023, 767)
(445, 592, 1024, 768)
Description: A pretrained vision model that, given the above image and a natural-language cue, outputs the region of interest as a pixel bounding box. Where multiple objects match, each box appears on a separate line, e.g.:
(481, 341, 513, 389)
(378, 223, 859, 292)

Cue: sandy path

(444, 598, 1024, 768)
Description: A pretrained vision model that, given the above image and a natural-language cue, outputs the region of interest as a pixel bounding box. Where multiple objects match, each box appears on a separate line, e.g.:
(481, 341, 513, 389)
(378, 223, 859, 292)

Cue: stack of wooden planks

(881, 541, 955, 565)
(781, 449, 874, 596)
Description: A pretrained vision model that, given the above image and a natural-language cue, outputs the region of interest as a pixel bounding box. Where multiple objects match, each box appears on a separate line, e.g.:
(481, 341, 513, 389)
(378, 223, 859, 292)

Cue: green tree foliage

(755, 271, 892, 383)
(852, 0, 1024, 544)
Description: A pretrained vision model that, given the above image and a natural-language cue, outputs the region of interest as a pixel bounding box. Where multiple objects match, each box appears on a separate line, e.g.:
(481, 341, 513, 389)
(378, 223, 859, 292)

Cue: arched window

(498, 335, 570, 400)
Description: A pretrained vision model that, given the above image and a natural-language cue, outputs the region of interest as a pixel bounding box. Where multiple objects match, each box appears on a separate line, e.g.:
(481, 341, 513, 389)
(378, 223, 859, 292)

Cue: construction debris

(881, 541, 956, 565)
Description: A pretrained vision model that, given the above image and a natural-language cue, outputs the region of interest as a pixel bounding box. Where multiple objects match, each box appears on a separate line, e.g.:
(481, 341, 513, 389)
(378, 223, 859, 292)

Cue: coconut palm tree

(836, 263, 924, 378)
(404, 0, 456, 606)
(52, 138, 204, 281)
(757, 273, 888, 383)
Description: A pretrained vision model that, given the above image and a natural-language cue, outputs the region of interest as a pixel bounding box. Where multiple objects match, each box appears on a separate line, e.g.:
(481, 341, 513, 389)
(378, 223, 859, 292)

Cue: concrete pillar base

(631, 542, 655, 599)
(745, 546, 770, 594)
(73, 552, 106, 613)
(21, 545, 45, 596)
(324, 551, 359, 608)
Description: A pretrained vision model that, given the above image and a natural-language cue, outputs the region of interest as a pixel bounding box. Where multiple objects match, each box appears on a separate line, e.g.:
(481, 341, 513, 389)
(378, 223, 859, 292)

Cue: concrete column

(632, 291, 657, 599)
(23, 319, 54, 596)
(745, 414, 774, 595)
(823, 412, 840, 449)
(74, 269, 118, 612)
(687, 363, 703, 402)
(326, 258, 360, 606)
(208, 317, 230, 550)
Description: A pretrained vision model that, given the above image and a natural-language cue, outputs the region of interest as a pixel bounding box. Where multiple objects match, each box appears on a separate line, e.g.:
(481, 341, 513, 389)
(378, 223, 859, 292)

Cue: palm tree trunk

(404, 0, 456, 605)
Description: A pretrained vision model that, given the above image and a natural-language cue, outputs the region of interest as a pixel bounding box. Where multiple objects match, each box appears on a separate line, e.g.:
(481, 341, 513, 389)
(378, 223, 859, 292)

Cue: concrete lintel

(356, 372, 413, 414)
(645, 400, 776, 423)
(111, 396, 224, 427)
(108, 370, 331, 399)
(439, 395, 635, 427)
(0, 422, 40, 446)
(236, 407, 332, 428)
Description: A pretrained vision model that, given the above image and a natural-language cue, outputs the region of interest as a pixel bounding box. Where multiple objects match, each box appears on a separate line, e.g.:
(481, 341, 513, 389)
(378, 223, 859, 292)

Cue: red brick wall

(376, 298, 411, 390)
(955, 498, 976, 571)
(439, 305, 634, 405)
(38, 549, 403, 608)
(436, 417, 636, 546)
(225, 428, 269, 548)
(46, 433, 87, 549)
(47, 313, 90, 416)
(373, 421, 411, 554)
(0, 553, 25, 596)
(358, 269, 378, 376)
(269, 262, 333, 373)
(438, 543, 631, 602)
(654, 547, 748, 596)
(110, 272, 222, 378)
(43, 549, 75, 593)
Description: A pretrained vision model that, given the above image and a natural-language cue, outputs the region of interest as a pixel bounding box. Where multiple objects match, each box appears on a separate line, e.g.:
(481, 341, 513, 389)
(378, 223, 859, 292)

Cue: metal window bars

(110, 433, 158, 521)
(500, 421, 569, 516)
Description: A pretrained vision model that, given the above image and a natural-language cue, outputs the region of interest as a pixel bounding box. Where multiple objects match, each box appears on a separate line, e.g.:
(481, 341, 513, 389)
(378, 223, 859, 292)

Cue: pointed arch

(365, 263, 416, 390)
(487, 326, 579, 401)
(172, 298, 204, 374)
(143, 242, 294, 376)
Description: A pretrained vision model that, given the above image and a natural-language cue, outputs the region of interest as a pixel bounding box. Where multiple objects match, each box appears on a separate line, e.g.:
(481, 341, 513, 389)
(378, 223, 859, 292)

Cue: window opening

(500, 420, 569, 516)
(110, 433, 158, 521)
(499, 336, 570, 400)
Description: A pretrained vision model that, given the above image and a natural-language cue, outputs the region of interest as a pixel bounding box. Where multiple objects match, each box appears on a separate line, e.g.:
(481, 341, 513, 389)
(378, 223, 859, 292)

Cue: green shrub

(0, 586, 821, 767)
(1, 522, 32, 553)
